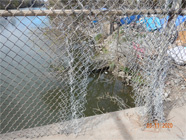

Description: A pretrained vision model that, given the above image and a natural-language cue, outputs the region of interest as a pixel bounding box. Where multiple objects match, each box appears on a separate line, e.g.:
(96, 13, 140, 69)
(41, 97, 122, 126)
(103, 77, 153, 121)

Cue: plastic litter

(160, 15, 186, 28)
(120, 15, 141, 25)
(167, 46, 186, 65)
(137, 17, 161, 31)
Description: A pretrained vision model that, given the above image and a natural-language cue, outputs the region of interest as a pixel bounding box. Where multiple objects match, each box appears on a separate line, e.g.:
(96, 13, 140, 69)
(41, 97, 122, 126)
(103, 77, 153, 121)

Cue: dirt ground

(164, 64, 186, 109)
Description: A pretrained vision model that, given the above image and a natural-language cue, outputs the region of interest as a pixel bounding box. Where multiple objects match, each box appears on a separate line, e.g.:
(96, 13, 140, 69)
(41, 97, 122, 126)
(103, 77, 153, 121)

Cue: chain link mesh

(0, 0, 186, 139)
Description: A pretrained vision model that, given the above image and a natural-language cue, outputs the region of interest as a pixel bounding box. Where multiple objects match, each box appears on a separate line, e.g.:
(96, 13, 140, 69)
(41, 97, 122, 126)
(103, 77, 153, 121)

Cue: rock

(127, 75, 132, 80)
(118, 71, 125, 78)
(170, 80, 174, 86)
(126, 78, 130, 85)
(164, 92, 169, 98)
(174, 79, 181, 84)
(163, 90, 171, 101)
(165, 98, 171, 101)
(163, 92, 169, 101)
(181, 85, 186, 90)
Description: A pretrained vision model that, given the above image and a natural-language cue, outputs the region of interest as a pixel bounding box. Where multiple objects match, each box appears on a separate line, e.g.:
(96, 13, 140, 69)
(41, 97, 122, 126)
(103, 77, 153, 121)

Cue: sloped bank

(92, 24, 186, 107)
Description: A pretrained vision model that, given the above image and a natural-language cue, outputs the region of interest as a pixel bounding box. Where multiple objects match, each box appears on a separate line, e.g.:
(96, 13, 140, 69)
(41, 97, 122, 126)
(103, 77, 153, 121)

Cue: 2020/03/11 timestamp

(146, 123, 173, 128)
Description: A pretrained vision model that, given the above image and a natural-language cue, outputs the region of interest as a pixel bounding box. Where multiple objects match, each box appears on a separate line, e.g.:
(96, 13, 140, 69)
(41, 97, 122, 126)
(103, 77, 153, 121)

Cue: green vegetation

(94, 33, 104, 43)
(102, 47, 108, 54)
(124, 67, 130, 73)
(131, 75, 145, 85)
(118, 65, 124, 72)
(122, 36, 128, 42)
(49, 64, 65, 73)
(0, 0, 44, 9)
(119, 30, 124, 34)
(109, 62, 115, 71)
(119, 66, 145, 85)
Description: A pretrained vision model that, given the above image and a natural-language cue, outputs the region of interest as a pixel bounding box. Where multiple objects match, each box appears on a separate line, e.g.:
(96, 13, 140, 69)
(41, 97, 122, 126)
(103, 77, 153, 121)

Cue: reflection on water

(0, 17, 16, 30)
(0, 16, 49, 32)
(86, 73, 134, 116)
(0, 10, 134, 134)
(41, 73, 134, 117)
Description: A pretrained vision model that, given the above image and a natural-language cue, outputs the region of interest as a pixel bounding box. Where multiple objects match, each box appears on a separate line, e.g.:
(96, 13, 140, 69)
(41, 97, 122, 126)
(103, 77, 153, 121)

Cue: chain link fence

(0, 0, 186, 139)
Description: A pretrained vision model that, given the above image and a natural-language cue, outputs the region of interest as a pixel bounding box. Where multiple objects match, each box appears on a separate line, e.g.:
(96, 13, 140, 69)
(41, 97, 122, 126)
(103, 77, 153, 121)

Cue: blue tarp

(137, 17, 162, 31)
(136, 15, 186, 31)
(93, 14, 185, 30)
(175, 15, 186, 27)
(92, 8, 107, 23)
(120, 15, 141, 25)
(160, 16, 169, 27)
(160, 15, 186, 27)
(93, 20, 98, 23)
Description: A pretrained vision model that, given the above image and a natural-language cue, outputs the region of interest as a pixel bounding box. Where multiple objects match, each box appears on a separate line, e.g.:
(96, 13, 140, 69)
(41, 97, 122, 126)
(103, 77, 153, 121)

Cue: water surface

(0, 11, 134, 133)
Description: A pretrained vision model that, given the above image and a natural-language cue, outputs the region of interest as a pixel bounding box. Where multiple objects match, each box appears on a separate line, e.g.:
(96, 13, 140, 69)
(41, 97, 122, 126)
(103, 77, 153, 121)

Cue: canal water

(0, 10, 134, 133)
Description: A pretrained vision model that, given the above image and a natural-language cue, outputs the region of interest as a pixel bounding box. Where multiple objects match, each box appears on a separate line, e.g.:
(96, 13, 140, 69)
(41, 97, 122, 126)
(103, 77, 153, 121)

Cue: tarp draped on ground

(137, 17, 162, 31)
(120, 15, 186, 31)
(120, 15, 141, 25)
(160, 15, 186, 27)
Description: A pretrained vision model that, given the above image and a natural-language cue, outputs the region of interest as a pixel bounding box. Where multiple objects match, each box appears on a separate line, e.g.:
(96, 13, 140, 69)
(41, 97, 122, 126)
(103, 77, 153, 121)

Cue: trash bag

(167, 46, 186, 65)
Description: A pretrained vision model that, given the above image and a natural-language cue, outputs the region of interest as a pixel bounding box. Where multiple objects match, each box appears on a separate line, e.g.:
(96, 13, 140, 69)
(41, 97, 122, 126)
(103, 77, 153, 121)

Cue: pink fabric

(132, 42, 145, 58)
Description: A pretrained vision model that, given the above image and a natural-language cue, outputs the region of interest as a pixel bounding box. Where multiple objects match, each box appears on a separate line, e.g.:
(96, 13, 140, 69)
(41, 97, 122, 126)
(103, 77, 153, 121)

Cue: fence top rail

(0, 9, 186, 17)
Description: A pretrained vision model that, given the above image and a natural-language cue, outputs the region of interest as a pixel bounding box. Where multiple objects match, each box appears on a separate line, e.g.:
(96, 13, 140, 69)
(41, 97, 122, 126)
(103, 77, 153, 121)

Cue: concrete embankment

(2, 105, 186, 140)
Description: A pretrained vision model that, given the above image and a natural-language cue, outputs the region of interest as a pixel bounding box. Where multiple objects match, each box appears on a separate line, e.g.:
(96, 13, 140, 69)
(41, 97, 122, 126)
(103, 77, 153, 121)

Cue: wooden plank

(0, 9, 186, 17)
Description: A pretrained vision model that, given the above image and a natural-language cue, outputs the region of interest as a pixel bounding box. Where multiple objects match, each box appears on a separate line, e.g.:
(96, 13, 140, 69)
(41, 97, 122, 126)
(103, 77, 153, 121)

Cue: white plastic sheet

(167, 46, 186, 65)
